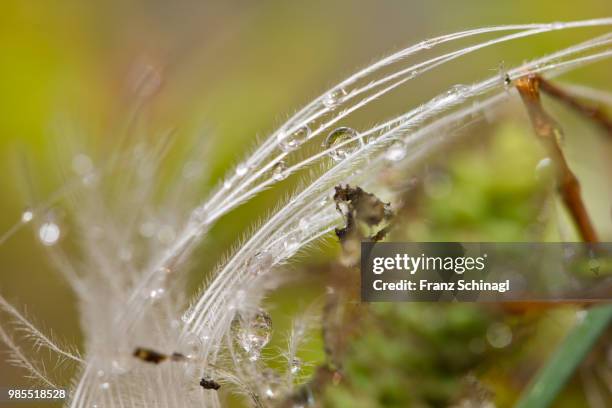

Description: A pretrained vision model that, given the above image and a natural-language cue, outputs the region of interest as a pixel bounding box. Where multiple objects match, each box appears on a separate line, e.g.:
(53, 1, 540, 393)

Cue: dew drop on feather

(236, 163, 249, 176)
(278, 125, 311, 152)
(323, 87, 347, 110)
(385, 140, 407, 162)
(324, 127, 362, 161)
(233, 309, 272, 361)
(272, 160, 288, 181)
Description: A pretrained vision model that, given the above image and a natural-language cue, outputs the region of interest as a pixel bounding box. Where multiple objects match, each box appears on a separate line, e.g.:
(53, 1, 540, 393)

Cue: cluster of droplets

(232, 309, 272, 362)
(22, 206, 63, 247)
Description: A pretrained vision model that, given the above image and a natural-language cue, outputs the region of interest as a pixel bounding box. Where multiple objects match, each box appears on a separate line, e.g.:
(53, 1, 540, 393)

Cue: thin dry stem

(516, 73, 599, 243)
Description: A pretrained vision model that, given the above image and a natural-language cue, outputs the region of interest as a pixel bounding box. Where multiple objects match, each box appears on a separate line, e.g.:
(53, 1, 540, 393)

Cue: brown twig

(537, 77, 612, 136)
(515, 73, 598, 243)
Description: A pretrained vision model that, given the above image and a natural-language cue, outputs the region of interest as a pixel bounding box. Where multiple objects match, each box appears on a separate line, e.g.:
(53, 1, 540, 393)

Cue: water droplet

(447, 84, 471, 101)
(21, 208, 34, 223)
(233, 309, 272, 361)
(72, 154, 94, 176)
(323, 88, 348, 110)
(261, 369, 283, 400)
(278, 125, 311, 152)
(290, 357, 302, 375)
(420, 40, 434, 49)
(272, 160, 288, 181)
(255, 250, 274, 270)
(99, 382, 110, 391)
(298, 218, 309, 231)
(486, 323, 512, 348)
(385, 140, 407, 162)
(39, 222, 61, 246)
(324, 127, 362, 161)
(284, 236, 299, 253)
(149, 288, 165, 299)
(265, 386, 277, 399)
(236, 163, 249, 176)
(535, 157, 553, 181)
(224, 179, 233, 189)
(111, 357, 131, 375)
(183, 333, 203, 357)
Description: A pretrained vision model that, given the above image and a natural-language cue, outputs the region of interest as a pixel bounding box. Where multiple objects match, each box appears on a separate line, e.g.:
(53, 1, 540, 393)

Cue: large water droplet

(21, 208, 34, 223)
(535, 157, 553, 181)
(278, 125, 311, 152)
(39, 222, 60, 246)
(324, 127, 362, 161)
(385, 140, 407, 162)
(233, 309, 272, 361)
(323, 88, 347, 110)
(272, 160, 288, 181)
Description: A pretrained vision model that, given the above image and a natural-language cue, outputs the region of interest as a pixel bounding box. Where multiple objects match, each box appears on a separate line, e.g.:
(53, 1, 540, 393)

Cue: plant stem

(515, 305, 612, 408)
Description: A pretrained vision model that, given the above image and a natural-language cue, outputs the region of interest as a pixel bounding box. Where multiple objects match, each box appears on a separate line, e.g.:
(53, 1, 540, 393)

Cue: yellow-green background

(0, 0, 610, 405)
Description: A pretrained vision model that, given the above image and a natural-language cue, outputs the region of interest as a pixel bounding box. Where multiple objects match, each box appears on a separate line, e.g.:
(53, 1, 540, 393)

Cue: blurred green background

(0, 1, 611, 406)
